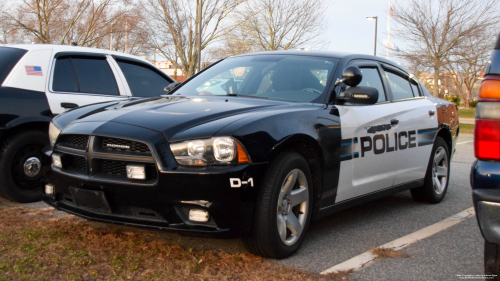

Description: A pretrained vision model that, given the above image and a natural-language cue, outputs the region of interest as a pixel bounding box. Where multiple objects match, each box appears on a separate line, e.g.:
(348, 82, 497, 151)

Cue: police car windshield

(173, 55, 338, 102)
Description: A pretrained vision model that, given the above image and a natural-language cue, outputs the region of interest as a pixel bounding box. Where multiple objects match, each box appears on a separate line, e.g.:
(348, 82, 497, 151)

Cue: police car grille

(58, 135, 90, 150)
(102, 137, 151, 155)
(101, 160, 127, 176)
(67, 155, 87, 173)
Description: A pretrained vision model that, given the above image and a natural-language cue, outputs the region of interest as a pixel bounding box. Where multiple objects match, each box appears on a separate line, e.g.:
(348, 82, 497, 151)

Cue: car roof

(231, 50, 411, 74)
(0, 44, 146, 62)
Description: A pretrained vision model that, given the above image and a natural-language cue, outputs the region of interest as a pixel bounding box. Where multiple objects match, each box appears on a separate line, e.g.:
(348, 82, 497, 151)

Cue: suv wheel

(243, 152, 313, 259)
(0, 130, 49, 202)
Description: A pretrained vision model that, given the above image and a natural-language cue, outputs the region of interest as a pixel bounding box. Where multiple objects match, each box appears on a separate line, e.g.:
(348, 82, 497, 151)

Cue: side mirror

(339, 86, 379, 105)
(164, 82, 182, 93)
(341, 66, 363, 87)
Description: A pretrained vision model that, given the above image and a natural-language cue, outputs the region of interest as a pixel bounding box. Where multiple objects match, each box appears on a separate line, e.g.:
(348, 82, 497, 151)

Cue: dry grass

(0, 206, 338, 281)
(370, 247, 410, 260)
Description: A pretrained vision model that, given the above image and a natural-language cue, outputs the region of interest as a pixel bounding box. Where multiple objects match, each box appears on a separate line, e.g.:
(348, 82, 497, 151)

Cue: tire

(0, 130, 49, 203)
(243, 152, 313, 259)
(410, 136, 450, 204)
(485, 240, 500, 280)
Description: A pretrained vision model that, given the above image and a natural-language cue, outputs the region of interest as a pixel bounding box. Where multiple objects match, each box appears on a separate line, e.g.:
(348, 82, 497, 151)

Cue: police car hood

(71, 96, 283, 140)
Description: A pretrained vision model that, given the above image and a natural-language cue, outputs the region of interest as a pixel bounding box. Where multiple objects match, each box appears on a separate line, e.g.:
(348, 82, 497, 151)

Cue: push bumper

(471, 160, 500, 244)
(42, 155, 268, 238)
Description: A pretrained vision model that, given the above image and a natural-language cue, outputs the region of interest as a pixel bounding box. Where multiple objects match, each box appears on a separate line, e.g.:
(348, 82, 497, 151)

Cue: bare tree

(3, 0, 127, 46)
(402, 50, 433, 84)
(145, 0, 242, 78)
(392, 0, 499, 96)
(234, 0, 328, 51)
(207, 30, 261, 60)
(443, 28, 496, 108)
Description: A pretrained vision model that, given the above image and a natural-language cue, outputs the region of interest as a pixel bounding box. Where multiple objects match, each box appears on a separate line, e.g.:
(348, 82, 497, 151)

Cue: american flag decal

(25, 66, 43, 76)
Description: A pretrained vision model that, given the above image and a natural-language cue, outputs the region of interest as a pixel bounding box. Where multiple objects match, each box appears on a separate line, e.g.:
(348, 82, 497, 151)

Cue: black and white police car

(0, 44, 175, 202)
(42, 51, 458, 259)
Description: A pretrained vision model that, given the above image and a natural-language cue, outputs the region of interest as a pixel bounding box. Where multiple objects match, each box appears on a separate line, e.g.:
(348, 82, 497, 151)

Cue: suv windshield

(173, 55, 339, 102)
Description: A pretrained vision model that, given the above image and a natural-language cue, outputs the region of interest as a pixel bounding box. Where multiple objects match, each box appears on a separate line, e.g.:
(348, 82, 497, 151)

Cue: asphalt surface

(1, 134, 483, 280)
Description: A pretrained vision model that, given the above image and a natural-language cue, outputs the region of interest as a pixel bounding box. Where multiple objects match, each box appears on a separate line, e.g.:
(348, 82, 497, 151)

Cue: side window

(52, 56, 119, 95)
(348, 68, 386, 102)
(116, 60, 171, 97)
(384, 71, 414, 100)
(410, 80, 420, 97)
(53, 57, 78, 92)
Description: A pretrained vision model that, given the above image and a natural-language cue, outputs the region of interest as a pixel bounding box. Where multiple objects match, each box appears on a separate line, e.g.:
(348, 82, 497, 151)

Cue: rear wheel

(485, 240, 500, 280)
(0, 130, 48, 202)
(411, 137, 450, 204)
(243, 152, 313, 259)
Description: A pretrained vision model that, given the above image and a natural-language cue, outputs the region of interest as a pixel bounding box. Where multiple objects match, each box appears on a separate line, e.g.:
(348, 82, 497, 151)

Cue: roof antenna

(71, 42, 78, 46)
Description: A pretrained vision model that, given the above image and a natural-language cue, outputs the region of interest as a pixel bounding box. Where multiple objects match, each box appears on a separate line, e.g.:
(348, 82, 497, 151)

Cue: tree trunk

(433, 66, 440, 97)
(465, 87, 471, 109)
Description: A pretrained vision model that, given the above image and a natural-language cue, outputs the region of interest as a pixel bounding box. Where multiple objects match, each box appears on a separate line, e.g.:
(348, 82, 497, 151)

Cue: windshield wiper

(226, 93, 268, 99)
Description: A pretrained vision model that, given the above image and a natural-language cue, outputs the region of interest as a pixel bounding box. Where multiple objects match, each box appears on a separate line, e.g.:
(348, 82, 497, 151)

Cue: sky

(320, 0, 409, 63)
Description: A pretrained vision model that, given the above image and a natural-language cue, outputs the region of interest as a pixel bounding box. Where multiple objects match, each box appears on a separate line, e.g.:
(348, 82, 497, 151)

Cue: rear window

(0, 47, 27, 84)
(52, 56, 119, 95)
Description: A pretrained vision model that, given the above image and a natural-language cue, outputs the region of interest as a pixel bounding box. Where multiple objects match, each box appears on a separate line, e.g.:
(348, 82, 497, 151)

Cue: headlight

(49, 122, 61, 147)
(170, 137, 251, 166)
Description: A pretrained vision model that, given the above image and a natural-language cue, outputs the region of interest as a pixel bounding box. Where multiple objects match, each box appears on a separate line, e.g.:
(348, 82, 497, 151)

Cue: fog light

(45, 184, 54, 195)
(126, 164, 146, 180)
(52, 154, 62, 168)
(189, 209, 209, 222)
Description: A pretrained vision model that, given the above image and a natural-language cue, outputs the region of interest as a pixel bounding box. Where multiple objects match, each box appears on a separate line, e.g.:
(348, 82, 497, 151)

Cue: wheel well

(270, 141, 323, 215)
(0, 122, 49, 145)
(436, 128, 453, 156)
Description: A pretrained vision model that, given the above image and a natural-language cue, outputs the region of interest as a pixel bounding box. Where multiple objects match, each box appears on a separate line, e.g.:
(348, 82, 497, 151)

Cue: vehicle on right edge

(471, 33, 500, 279)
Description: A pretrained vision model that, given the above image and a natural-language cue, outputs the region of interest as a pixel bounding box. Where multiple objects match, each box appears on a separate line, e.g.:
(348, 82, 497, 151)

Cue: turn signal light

(479, 79, 500, 99)
(236, 141, 250, 163)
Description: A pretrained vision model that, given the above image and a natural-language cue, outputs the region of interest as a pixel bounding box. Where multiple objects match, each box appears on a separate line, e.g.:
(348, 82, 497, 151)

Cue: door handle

(61, 102, 78, 109)
(429, 110, 435, 116)
(391, 119, 399, 125)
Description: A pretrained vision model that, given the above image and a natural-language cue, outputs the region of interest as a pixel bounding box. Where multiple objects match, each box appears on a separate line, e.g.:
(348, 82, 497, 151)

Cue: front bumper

(471, 160, 500, 244)
(42, 159, 268, 238)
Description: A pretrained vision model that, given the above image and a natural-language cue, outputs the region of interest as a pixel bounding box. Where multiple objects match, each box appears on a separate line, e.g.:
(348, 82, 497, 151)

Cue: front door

(335, 65, 400, 202)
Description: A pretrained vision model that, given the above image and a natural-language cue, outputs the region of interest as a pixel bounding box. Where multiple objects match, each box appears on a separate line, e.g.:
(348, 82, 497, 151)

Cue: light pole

(367, 16, 378, 56)
(197, 0, 202, 73)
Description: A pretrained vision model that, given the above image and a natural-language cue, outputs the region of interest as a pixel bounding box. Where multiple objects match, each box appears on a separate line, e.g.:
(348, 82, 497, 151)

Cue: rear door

(380, 64, 438, 186)
(46, 53, 129, 114)
(335, 61, 400, 202)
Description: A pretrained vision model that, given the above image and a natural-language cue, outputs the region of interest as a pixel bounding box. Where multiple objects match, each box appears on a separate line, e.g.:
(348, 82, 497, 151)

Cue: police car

(470, 34, 500, 277)
(0, 44, 175, 202)
(42, 51, 458, 259)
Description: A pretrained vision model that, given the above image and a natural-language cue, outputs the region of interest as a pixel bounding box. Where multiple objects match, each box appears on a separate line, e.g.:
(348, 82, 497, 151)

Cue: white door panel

(335, 103, 400, 202)
(392, 98, 438, 185)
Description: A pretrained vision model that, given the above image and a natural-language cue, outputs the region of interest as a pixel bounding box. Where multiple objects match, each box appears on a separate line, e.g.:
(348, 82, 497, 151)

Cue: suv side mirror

(339, 86, 379, 105)
(164, 82, 182, 93)
(342, 66, 363, 87)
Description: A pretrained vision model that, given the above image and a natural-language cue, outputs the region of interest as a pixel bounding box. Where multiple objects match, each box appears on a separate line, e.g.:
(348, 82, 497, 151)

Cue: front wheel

(410, 136, 450, 203)
(243, 152, 313, 259)
(0, 130, 49, 202)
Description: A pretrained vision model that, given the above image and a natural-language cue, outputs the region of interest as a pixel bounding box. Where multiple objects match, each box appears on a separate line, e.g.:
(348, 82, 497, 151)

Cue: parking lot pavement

(0, 134, 481, 280)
